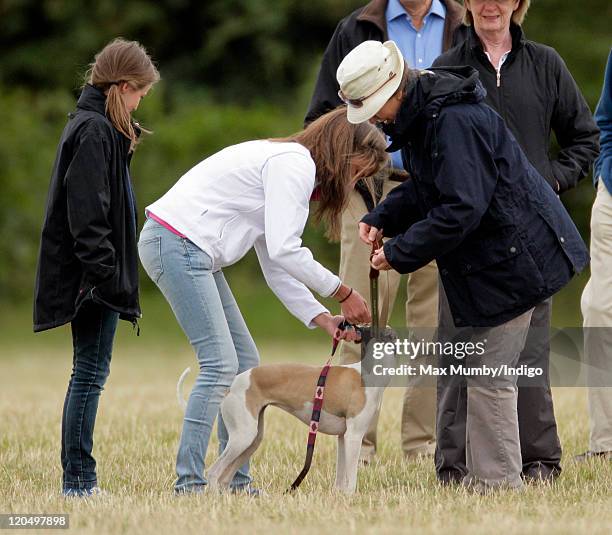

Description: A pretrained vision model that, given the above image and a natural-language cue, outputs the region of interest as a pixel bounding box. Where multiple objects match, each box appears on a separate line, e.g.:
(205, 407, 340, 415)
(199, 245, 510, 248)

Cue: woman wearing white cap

(336, 40, 589, 492)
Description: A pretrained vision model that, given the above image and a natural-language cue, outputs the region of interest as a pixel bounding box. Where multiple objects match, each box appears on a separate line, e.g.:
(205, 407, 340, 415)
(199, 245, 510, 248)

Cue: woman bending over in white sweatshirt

(138, 107, 388, 494)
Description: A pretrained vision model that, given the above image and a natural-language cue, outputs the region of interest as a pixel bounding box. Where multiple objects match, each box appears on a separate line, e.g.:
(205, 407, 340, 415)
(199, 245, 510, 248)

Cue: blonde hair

(273, 107, 388, 241)
(463, 0, 530, 26)
(85, 38, 160, 151)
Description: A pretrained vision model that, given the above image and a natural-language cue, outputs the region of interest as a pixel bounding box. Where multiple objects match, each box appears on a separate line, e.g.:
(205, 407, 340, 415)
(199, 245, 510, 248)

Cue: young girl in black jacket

(33, 38, 159, 496)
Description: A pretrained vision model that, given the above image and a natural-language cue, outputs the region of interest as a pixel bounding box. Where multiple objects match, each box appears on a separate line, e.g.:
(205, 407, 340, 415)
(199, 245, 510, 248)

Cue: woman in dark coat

(33, 39, 159, 496)
(431, 0, 599, 483)
(336, 39, 589, 492)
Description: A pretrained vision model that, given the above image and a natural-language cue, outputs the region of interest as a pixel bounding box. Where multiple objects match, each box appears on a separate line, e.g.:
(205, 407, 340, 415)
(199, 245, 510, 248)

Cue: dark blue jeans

(61, 302, 118, 492)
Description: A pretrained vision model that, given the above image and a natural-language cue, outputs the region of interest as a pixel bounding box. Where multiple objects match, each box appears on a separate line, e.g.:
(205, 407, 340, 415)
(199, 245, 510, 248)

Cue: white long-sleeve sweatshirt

(146, 140, 341, 327)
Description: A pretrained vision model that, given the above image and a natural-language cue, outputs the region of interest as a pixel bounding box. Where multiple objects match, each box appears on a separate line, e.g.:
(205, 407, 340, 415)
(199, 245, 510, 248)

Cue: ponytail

(105, 83, 138, 150)
(85, 38, 160, 151)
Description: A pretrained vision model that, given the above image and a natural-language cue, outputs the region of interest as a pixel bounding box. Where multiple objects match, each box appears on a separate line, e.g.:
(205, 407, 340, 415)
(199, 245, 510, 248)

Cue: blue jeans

(138, 218, 260, 491)
(62, 301, 118, 492)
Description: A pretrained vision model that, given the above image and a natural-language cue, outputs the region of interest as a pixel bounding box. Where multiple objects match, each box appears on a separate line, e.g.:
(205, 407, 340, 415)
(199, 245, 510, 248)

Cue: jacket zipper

(496, 69, 501, 88)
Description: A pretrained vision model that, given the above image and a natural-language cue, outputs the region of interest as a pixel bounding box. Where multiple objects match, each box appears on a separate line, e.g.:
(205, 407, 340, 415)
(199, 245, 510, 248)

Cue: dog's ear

(358, 326, 399, 387)
(383, 326, 398, 341)
(357, 326, 398, 360)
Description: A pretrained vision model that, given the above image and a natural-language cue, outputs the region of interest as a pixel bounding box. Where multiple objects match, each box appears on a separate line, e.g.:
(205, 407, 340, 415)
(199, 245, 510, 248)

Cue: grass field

(1, 332, 611, 535)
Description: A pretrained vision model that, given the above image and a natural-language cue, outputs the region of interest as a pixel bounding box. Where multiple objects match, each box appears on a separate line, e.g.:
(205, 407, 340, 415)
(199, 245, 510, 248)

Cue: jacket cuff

(383, 238, 425, 275)
(383, 239, 400, 272)
(361, 211, 384, 229)
(550, 161, 573, 193)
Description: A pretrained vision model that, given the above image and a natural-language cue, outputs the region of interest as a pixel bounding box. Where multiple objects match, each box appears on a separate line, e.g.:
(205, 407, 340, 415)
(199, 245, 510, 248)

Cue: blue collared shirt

(386, 0, 446, 168)
(594, 48, 612, 194)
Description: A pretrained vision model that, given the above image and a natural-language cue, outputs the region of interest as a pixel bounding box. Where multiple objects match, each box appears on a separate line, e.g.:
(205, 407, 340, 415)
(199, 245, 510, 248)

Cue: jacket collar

(75, 84, 141, 151)
(383, 74, 429, 151)
(76, 84, 108, 116)
(357, 0, 465, 50)
(384, 66, 485, 151)
(357, 0, 388, 34)
(467, 22, 526, 54)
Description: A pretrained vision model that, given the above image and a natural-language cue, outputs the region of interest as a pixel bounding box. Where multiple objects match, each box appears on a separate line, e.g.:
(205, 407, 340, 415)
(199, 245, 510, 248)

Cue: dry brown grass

(1, 343, 611, 535)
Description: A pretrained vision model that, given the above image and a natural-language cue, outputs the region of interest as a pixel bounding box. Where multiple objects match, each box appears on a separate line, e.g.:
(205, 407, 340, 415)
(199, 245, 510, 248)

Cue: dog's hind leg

(207, 380, 261, 489)
(218, 408, 265, 488)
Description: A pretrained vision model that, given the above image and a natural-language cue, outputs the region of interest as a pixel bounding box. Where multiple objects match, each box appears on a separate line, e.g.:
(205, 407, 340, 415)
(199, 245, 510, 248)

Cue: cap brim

(346, 41, 405, 124)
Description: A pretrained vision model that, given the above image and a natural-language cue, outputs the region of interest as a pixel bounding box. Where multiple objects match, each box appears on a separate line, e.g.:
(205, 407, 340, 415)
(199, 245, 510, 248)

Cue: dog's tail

(176, 367, 191, 411)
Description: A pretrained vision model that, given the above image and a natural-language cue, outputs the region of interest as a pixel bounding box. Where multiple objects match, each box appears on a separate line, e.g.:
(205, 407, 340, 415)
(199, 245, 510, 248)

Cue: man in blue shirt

(386, 0, 446, 169)
(305, 0, 464, 463)
(580, 48, 612, 461)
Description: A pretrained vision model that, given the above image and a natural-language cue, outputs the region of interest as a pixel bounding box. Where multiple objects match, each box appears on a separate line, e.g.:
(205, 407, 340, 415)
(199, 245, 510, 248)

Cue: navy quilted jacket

(362, 67, 589, 327)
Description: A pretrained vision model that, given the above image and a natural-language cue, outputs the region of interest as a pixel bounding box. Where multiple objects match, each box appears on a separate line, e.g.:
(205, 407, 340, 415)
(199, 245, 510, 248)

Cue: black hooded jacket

(33, 84, 141, 332)
(433, 24, 599, 193)
(362, 67, 589, 327)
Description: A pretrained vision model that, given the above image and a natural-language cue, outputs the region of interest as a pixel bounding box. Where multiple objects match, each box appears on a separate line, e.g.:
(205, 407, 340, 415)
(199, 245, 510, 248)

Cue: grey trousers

(436, 286, 562, 483)
(435, 287, 535, 490)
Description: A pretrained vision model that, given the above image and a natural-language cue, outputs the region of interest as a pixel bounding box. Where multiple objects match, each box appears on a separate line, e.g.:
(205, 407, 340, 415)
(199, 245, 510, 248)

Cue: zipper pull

(497, 69, 501, 88)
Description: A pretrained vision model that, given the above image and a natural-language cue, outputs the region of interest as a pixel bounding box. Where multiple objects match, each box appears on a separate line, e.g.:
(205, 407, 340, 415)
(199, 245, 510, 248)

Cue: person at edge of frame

(579, 47, 612, 462)
(431, 0, 599, 483)
(305, 0, 466, 465)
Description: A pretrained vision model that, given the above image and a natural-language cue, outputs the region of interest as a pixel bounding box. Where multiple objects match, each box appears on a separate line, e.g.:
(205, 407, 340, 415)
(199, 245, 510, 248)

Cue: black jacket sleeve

(65, 121, 116, 285)
(361, 177, 423, 237)
(549, 49, 600, 192)
(381, 108, 498, 274)
(304, 20, 351, 125)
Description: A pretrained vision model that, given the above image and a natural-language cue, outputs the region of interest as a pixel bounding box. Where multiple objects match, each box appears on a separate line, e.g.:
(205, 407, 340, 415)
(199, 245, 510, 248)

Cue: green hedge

(1, 0, 610, 331)
(0, 83, 340, 302)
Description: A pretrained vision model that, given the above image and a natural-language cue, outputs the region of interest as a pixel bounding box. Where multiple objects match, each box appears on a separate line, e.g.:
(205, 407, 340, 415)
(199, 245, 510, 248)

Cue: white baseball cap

(336, 40, 404, 124)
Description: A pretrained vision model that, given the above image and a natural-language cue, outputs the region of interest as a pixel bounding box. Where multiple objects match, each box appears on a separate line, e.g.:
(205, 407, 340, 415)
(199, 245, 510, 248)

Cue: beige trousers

(338, 181, 438, 460)
(581, 180, 612, 453)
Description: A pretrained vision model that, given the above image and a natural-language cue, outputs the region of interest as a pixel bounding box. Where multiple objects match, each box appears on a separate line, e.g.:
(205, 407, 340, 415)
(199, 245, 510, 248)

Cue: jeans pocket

(182, 239, 213, 271)
(138, 236, 164, 283)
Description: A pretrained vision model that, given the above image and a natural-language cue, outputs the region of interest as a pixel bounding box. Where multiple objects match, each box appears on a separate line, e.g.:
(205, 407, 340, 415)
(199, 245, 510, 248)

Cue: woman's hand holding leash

(359, 222, 391, 270)
(370, 247, 391, 271)
(331, 315, 362, 343)
(332, 283, 371, 324)
(359, 222, 383, 246)
(341, 288, 371, 323)
(312, 313, 362, 342)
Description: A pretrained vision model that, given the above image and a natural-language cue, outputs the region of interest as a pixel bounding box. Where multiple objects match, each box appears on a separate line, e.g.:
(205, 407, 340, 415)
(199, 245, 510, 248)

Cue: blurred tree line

(0, 0, 610, 305)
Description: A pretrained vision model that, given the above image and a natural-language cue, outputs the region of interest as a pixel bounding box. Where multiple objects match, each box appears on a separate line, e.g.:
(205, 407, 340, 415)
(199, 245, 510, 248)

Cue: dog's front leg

(334, 434, 346, 490)
(340, 430, 364, 494)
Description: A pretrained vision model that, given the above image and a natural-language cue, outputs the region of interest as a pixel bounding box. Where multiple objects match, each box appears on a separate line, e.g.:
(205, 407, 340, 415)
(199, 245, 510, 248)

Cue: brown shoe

(574, 450, 612, 462)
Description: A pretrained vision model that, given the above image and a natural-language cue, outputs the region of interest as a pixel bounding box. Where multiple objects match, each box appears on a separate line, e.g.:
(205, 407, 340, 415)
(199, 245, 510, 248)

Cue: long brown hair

(85, 38, 160, 151)
(272, 107, 388, 240)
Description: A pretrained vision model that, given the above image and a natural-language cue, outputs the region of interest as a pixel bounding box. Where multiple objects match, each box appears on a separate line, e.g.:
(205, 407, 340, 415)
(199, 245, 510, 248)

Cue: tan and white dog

(177, 328, 396, 494)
